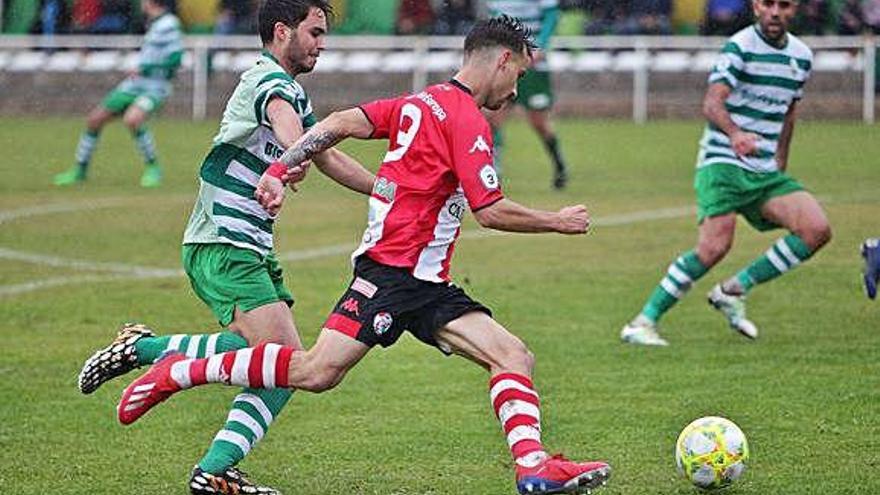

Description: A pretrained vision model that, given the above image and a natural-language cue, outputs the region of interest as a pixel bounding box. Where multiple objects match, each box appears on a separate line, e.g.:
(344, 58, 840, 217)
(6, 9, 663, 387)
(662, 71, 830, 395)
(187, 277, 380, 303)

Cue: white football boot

(620, 316, 669, 346)
(707, 284, 758, 339)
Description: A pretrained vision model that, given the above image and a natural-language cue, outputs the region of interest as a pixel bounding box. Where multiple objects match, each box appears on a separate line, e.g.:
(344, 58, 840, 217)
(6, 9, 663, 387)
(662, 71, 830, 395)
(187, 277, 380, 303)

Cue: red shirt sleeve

(448, 109, 504, 211)
(358, 97, 400, 139)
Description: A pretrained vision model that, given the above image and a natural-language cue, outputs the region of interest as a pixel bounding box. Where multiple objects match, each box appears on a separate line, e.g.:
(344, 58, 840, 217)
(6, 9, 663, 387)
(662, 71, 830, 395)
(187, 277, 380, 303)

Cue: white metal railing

(0, 34, 876, 123)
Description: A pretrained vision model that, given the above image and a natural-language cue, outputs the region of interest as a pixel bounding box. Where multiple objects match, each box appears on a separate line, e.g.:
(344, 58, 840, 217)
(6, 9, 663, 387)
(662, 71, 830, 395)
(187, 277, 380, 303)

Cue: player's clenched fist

(730, 130, 759, 157)
(255, 173, 285, 216)
(555, 205, 591, 235)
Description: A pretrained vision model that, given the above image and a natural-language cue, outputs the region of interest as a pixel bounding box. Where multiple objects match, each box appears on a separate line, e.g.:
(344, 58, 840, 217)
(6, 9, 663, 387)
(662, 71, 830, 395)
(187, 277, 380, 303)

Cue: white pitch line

(0, 273, 171, 297)
(0, 247, 183, 276)
(0, 203, 699, 298)
(0, 195, 190, 226)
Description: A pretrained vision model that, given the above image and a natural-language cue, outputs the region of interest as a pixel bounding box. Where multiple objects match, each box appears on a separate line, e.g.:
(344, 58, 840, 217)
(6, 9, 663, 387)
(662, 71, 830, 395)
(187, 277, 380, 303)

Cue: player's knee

(299, 366, 344, 393)
(86, 112, 106, 131)
(697, 239, 731, 266)
(496, 337, 534, 375)
(800, 221, 832, 251)
(122, 114, 142, 131)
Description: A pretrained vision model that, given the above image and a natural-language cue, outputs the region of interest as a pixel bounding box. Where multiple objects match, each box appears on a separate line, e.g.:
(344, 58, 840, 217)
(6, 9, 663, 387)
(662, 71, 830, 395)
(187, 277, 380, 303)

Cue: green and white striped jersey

(698, 25, 812, 173)
(488, 0, 558, 58)
(182, 51, 316, 255)
(116, 12, 183, 100)
(138, 12, 183, 80)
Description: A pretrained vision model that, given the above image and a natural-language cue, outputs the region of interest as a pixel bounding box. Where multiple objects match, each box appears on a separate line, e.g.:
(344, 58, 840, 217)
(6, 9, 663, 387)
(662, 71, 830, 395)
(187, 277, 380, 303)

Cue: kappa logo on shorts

(340, 297, 360, 316)
(373, 312, 393, 335)
(351, 277, 378, 299)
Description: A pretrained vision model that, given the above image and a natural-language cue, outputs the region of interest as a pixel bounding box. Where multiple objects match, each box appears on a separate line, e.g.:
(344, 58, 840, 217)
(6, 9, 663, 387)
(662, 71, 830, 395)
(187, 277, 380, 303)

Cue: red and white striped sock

(490, 372, 548, 468)
(169, 343, 294, 389)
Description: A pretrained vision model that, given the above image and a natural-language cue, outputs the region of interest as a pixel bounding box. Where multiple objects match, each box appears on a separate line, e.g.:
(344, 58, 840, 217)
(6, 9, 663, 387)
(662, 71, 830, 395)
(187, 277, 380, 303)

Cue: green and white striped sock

(133, 127, 158, 165)
(133, 331, 249, 366)
(75, 130, 100, 169)
(198, 388, 293, 474)
(641, 250, 710, 323)
(736, 234, 813, 293)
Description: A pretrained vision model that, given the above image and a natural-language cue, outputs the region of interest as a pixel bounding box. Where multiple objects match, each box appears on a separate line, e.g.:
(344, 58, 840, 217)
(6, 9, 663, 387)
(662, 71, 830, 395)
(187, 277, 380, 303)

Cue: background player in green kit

(486, 0, 569, 189)
(621, 0, 832, 346)
(77, 1, 374, 493)
(54, 0, 182, 188)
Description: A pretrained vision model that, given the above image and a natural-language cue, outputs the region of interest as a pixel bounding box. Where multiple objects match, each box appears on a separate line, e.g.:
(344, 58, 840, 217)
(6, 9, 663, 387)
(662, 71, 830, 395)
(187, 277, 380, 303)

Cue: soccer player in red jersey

(119, 16, 611, 495)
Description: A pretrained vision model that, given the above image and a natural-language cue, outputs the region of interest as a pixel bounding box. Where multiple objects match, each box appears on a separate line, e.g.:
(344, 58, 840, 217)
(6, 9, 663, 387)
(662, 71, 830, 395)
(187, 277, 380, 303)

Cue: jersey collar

(449, 78, 473, 95)
(261, 50, 282, 66)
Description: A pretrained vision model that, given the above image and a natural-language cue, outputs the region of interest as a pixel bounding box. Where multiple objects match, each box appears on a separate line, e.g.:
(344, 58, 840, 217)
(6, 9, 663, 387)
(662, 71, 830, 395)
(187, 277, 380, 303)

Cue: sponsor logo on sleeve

(479, 164, 499, 190)
(373, 312, 393, 335)
(373, 177, 398, 203)
(469, 135, 492, 155)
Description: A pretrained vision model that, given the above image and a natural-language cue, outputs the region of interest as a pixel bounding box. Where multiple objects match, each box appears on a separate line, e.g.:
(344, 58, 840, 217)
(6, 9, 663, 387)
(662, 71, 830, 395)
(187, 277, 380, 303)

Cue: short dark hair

(464, 15, 535, 57)
(259, 0, 333, 45)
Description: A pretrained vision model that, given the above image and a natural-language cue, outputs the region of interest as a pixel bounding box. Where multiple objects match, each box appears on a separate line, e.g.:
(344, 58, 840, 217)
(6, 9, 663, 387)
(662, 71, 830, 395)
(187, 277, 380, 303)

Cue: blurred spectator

(73, 0, 134, 33)
(583, 0, 630, 34)
(29, 0, 71, 35)
(794, 0, 830, 34)
(701, 0, 751, 35)
(432, 0, 475, 35)
(865, 0, 880, 33)
(619, 0, 673, 35)
(837, 0, 866, 34)
(396, 0, 434, 34)
(72, 0, 102, 31)
(215, 0, 257, 35)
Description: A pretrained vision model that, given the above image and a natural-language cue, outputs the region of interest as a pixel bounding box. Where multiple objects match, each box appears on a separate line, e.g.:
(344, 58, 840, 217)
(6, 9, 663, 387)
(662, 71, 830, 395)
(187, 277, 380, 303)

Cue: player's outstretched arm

(257, 108, 374, 212)
(472, 198, 590, 235)
(703, 83, 758, 158)
(312, 148, 375, 195)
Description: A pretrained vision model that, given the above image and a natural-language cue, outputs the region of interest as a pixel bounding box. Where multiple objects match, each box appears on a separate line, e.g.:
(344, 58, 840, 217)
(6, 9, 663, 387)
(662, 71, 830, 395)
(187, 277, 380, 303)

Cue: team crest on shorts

(373, 312, 393, 335)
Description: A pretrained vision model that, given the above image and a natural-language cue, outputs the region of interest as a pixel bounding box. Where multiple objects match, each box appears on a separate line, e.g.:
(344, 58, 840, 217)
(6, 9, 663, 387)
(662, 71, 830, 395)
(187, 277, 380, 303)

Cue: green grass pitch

(0, 116, 877, 494)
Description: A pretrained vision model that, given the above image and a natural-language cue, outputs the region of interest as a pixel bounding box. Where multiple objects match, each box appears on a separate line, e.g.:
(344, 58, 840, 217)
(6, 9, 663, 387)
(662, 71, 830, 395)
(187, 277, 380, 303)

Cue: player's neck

(451, 69, 487, 107)
(264, 46, 298, 76)
(754, 23, 788, 49)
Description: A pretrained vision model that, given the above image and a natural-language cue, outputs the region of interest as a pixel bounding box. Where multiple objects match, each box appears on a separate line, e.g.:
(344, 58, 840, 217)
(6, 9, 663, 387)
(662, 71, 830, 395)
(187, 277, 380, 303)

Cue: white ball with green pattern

(675, 416, 749, 489)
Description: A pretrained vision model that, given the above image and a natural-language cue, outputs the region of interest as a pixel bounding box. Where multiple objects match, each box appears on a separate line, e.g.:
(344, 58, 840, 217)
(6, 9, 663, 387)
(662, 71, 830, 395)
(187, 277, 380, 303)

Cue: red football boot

(515, 454, 611, 494)
(117, 351, 187, 425)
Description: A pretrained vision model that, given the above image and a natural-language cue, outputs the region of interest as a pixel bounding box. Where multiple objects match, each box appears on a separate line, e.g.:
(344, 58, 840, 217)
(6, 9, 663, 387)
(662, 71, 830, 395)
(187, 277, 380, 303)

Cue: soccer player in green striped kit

(54, 0, 182, 188)
(621, 0, 832, 346)
(486, 0, 569, 189)
(77, 1, 374, 493)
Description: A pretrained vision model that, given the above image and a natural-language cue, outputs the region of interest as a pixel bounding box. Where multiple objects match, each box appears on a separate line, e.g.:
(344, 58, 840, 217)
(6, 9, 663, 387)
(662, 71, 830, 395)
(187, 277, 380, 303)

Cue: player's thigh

(122, 104, 151, 129)
(86, 106, 117, 129)
(760, 191, 831, 246)
(696, 212, 737, 266)
(525, 109, 553, 138)
(230, 302, 302, 349)
(434, 311, 533, 375)
(182, 244, 296, 333)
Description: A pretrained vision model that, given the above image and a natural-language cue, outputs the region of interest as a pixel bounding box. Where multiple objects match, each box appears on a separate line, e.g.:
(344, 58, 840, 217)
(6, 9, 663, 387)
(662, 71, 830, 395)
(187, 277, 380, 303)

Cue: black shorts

(323, 256, 491, 352)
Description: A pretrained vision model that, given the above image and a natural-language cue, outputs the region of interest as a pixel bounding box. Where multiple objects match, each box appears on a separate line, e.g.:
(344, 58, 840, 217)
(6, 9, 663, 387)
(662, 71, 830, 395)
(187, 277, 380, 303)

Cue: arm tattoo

(279, 129, 343, 168)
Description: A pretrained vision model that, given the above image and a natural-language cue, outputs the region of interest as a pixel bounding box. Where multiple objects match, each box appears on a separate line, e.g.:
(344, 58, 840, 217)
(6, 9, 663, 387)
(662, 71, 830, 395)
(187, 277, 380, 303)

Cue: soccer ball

(675, 416, 749, 489)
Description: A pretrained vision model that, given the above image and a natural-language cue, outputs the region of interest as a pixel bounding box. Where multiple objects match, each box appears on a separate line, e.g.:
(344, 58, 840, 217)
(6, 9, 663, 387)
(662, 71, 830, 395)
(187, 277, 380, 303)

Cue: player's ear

(497, 49, 513, 70)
